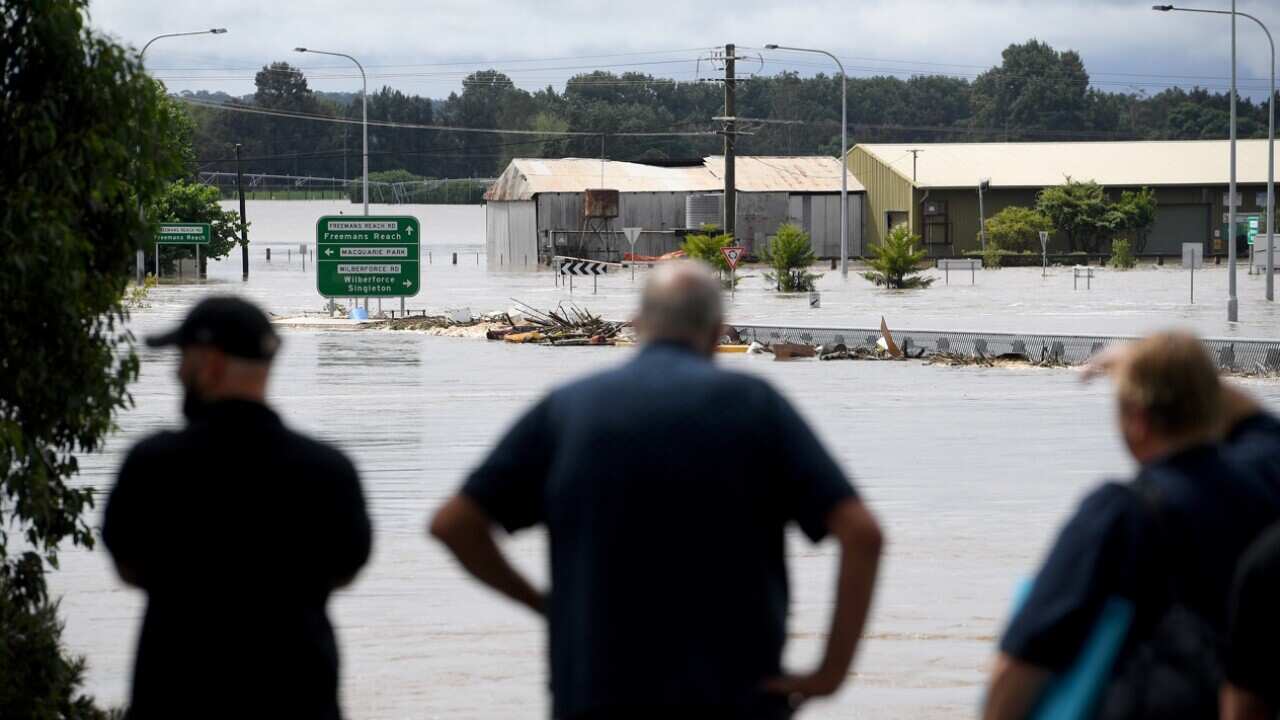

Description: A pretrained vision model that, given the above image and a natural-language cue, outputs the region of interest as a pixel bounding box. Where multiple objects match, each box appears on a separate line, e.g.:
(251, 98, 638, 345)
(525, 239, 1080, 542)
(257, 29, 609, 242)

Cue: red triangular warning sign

(720, 245, 745, 270)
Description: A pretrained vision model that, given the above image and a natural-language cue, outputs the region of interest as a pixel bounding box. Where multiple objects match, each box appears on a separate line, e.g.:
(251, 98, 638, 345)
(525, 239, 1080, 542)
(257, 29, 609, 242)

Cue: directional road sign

(316, 215, 420, 298)
(558, 257, 611, 276)
(156, 223, 211, 245)
(720, 245, 746, 270)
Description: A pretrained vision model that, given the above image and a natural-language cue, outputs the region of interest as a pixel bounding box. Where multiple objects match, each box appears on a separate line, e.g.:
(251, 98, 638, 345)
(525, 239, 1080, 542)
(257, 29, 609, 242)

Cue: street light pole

(295, 47, 368, 216)
(1231, 0, 1239, 321)
(138, 28, 228, 282)
(1154, 3, 1276, 311)
(140, 28, 228, 59)
(766, 44, 848, 277)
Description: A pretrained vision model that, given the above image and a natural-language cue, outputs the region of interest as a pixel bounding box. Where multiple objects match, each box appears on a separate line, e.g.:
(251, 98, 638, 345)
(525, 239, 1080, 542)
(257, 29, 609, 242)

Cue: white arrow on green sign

(155, 223, 211, 245)
(316, 215, 420, 298)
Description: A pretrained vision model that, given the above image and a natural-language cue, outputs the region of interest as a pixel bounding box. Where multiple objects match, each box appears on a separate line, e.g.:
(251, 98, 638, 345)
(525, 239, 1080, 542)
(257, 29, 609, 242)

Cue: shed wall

(485, 201, 537, 269)
(847, 147, 914, 253)
(787, 194, 864, 257)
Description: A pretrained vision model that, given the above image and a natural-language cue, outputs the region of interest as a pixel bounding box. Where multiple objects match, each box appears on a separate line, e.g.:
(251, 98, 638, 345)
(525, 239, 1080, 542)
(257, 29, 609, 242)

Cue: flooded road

(51, 201, 1280, 718)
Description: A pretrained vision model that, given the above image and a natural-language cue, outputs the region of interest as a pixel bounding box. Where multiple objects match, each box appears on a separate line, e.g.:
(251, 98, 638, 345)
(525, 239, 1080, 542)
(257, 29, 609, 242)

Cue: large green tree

(971, 40, 1091, 137)
(1, 0, 185, 714)
(178, 41, 1278, 183)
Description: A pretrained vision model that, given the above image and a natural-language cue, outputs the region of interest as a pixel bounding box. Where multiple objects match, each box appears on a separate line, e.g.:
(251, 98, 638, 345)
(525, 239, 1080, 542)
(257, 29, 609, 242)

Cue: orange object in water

(623, 250, 687, 263)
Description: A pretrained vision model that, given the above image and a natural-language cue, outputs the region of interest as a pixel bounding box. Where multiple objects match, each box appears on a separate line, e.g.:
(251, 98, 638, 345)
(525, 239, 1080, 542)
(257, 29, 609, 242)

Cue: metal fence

(728, 323, 1280, 372)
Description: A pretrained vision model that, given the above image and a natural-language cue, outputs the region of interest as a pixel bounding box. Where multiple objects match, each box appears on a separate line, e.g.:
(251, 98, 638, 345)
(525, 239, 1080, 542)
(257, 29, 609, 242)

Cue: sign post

(316, 216, 420, 312)
(1183, 242, 1204, 304)
(1039, 230, 1050, 278)
(720, 245, 745, 298)
(623, 227, 642, 281)
(154, 223, 211, 282)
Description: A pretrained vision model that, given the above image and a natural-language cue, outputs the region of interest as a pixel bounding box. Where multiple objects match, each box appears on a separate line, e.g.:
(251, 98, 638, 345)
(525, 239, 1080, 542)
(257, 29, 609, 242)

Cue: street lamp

(1155, 2, 1275, 312)
(295, 47, 368, 216)
(140, 28, 227, 59)
(766, 44, 849, 277)
(137, 28, 228, 283)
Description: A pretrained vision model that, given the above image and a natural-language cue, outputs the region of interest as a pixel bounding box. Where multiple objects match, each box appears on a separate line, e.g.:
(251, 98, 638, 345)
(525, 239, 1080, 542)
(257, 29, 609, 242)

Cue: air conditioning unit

(924, 200, 947, 216)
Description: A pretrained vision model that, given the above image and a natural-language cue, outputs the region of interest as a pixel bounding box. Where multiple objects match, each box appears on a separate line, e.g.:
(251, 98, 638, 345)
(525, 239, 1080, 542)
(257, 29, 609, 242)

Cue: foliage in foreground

(1, 0, 184, 715)
(762, 223, 821, 292)
(0, 583, 113, 720)
(864, 225, 935, 289)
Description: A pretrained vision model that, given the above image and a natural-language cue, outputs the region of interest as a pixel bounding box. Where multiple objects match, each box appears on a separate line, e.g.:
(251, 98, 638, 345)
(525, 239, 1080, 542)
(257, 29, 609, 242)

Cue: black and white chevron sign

(557, 258, 609, 276)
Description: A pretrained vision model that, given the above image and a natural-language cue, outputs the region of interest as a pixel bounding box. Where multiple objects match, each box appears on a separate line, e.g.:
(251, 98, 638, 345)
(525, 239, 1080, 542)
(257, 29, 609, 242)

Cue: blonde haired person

(985, 332, 1280, 720)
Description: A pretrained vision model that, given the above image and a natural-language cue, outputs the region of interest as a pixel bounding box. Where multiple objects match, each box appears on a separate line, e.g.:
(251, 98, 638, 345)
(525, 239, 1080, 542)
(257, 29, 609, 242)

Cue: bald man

(104, 296, 372, 720)
(431, 261, 883, 719)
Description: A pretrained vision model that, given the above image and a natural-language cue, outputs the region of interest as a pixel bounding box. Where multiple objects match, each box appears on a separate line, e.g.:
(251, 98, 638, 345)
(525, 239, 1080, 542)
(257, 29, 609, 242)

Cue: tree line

(185, 39, 1278, 182)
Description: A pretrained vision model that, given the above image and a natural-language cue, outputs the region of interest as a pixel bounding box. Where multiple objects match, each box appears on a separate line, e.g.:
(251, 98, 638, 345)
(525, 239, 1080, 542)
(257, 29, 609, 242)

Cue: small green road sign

(155, 223, 211, 244)
(316, 215, 420, 298)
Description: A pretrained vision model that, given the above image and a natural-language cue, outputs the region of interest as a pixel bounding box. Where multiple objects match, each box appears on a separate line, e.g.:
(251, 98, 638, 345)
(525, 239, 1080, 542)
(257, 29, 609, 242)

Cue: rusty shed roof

(484, 158, 719, 201)
(702, 155, 864, 193)
(484, 156, 864, 201)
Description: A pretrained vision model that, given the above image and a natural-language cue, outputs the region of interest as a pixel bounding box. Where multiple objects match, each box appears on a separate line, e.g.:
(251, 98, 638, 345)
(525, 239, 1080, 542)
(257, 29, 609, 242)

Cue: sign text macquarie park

(316, 216, 420, 298)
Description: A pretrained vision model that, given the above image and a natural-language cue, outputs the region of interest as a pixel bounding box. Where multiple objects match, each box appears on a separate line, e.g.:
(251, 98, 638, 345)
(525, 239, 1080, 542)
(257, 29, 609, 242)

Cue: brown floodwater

(49, 201, 1280, 718)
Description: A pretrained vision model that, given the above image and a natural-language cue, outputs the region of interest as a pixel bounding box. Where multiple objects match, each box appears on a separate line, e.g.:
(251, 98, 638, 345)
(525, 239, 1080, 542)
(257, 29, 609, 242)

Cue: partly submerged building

(847, 139, 1280, 257)
(484, 156, 864, 267)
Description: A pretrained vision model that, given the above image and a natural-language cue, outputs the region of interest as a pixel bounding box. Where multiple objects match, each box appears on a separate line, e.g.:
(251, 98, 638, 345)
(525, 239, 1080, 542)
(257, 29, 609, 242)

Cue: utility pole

(1229, 0, 1239, 321)
(235, 143, 249, 280)
(909, 149, 922, 183)
(724, 43, 736, 241)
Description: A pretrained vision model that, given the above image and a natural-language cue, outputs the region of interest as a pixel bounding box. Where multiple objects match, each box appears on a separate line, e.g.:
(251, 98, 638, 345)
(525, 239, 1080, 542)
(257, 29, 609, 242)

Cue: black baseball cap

(146, 296, 280, 361)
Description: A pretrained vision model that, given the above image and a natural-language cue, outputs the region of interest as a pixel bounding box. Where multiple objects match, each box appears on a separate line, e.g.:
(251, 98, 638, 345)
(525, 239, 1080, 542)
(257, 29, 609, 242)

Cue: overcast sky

(89, 0, 1280, 101)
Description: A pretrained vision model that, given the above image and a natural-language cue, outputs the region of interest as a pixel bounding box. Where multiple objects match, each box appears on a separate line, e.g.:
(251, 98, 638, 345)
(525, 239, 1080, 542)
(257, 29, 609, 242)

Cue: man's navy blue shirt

(104, 400, 372, 720)
(463, 343, 857, 718)
(1001, 412, 1280, 671)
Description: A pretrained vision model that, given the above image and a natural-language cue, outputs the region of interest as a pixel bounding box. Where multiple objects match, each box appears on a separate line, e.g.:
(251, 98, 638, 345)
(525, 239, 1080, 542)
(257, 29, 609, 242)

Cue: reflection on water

(47, 202, 1280, 719)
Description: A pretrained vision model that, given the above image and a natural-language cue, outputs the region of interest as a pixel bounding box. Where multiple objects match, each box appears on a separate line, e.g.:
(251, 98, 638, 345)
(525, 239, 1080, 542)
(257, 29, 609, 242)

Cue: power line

(146, 46, 719, 71)
(178, 96, 717, 137)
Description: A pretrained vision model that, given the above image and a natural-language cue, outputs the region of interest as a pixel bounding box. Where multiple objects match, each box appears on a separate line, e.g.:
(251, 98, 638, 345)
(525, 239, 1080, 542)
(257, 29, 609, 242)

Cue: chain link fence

(729, 323, 1280, 372)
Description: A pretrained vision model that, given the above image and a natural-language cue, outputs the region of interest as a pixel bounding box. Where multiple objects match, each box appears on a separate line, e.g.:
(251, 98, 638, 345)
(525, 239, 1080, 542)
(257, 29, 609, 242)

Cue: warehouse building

(847, 139, 1280, 257)
(484, 156, 863, 267)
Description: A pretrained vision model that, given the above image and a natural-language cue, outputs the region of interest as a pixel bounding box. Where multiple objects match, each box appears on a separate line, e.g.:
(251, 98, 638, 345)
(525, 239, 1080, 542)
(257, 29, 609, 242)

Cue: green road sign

(155, 223, 211, 245)
(316, 215, 420, 298)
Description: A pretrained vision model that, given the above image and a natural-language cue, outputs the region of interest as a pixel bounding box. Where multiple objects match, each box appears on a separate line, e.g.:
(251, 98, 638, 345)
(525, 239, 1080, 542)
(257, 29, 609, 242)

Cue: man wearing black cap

(104, 296, 372, 720)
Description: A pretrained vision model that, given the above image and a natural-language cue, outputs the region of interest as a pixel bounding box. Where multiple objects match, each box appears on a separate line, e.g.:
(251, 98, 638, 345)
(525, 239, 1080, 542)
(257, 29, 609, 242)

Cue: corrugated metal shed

(855, 139, 1280, 189)
(485, 158, 719, 201)
(703, 155, 864, 193)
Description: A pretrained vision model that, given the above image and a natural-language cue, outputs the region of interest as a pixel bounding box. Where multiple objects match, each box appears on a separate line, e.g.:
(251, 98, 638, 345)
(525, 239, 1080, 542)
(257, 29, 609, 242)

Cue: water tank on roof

(686, 193, 723, 230)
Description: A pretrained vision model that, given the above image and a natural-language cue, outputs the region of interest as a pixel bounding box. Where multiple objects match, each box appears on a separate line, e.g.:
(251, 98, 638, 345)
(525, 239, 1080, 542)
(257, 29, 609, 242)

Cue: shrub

(1110, 237, 1136, 269)
(983, 206, 1053, 253)
(981, 241, 1005, 269)
(149, 181, 243, 271)
(680, 227, 738, 286)
(762, 223, 821, 292)
(864, 225, 934, 289)
(0, 582, 112, 720)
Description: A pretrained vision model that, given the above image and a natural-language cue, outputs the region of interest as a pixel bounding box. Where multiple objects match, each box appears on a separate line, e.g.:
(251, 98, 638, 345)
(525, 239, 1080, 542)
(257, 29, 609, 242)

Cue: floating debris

(489, 300, 628, 346)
